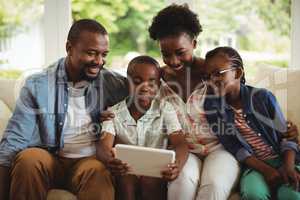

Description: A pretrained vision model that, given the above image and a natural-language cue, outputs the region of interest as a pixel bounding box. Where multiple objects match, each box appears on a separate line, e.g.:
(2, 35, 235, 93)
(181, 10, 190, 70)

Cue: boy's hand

(161, 162, 180, 181)
(279, 165, 300, 191)
(100, 110, 115, 122)
(107, 158, 130, 176)
(263, 167, 282, 189)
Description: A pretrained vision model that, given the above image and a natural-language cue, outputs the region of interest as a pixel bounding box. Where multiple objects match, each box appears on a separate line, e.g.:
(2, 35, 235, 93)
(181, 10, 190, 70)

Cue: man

(0, 19, 128, 200)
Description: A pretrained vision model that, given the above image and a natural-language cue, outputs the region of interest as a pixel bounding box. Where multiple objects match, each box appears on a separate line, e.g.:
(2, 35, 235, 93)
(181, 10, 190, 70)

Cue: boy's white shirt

(101, 98, 182, 149)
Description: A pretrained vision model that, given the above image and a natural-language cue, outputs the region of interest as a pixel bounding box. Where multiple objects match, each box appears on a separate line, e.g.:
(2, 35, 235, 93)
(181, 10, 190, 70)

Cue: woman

(148, 4, 240, 200)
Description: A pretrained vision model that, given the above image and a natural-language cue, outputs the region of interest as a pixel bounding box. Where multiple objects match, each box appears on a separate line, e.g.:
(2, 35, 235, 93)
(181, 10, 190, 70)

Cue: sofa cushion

(47, 189, 77, 200)
(0, 100, 12, 139)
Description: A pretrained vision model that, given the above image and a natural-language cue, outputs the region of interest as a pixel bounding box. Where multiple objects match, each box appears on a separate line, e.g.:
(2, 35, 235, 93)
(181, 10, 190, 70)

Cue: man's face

(66, 31, 109, 81)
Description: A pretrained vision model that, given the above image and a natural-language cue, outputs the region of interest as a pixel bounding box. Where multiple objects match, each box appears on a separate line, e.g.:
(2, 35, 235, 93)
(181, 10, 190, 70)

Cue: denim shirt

(0, 58, 128, 167)
(204, 84, 299, 163)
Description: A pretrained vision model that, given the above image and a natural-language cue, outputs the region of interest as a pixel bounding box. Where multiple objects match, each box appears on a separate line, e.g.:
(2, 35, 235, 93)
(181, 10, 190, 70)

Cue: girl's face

(205, 54, 242, 97)
(158, 33, 196, 72)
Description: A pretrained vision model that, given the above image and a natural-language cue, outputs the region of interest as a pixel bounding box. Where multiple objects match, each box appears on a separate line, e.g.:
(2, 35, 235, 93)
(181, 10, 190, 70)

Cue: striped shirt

(233, 108, 276, 160)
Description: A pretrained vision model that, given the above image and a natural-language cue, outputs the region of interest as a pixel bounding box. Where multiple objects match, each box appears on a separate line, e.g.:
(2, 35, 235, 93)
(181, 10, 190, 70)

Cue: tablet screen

(115, 144, 175, 178)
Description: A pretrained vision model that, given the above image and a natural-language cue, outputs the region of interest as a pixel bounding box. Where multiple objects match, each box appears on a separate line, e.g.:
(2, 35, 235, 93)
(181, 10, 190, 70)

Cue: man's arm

(0, 78, 38, 167)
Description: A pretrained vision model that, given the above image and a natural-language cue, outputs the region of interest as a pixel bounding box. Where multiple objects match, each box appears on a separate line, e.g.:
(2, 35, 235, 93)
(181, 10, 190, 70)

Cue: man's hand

(107, 158, 130, 176)
(161, 162, 180, 181)
(100, 110, 115, 122)
(279, 165, 300, 191)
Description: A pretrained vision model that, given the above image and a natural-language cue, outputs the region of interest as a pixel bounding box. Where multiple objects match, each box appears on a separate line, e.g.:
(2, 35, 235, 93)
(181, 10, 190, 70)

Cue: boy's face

(205, 54, 240, 97)
(128, 63, 161, 111)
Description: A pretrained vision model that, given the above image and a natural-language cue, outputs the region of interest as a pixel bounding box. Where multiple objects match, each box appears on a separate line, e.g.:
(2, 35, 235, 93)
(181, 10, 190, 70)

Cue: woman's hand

(107, 158, 130, 176)
(100, 110, 115, 122)
(283, 121, 299, 142)
(279, 165, 300, 191)
(161, 162, 180, 181)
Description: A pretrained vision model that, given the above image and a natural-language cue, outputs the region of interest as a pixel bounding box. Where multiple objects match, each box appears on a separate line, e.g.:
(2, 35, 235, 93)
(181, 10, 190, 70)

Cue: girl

(204, 46, 300, 200)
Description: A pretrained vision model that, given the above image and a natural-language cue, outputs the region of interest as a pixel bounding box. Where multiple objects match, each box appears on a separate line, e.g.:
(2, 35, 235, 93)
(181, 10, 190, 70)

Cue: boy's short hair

(127, 55, 160, 77)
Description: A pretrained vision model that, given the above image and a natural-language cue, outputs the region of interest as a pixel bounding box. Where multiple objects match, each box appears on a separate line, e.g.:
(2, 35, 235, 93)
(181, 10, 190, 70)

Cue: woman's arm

(283, 121, 299, 143)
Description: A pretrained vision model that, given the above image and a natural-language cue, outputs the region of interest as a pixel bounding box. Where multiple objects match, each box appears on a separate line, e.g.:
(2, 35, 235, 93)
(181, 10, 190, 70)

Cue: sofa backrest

(248, 67, 300, 129)
(0, 78, 18, 110)
(0, 66, 300, 129)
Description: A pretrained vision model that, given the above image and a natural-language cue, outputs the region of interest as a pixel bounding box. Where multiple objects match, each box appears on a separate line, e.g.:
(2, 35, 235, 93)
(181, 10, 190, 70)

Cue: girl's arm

(244, 156, 282, 189)
(279, 150, 300, 190)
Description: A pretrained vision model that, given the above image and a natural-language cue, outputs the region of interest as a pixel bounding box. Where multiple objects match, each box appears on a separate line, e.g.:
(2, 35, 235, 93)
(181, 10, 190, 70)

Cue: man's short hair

(67, 19, 107, 44)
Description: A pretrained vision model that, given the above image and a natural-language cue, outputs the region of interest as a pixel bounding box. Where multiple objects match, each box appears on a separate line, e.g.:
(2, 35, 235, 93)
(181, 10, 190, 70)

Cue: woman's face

(158, 33, 196, 72)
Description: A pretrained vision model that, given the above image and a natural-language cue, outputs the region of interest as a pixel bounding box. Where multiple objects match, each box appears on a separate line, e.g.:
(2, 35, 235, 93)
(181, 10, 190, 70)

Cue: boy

(96, 55, 189, 200)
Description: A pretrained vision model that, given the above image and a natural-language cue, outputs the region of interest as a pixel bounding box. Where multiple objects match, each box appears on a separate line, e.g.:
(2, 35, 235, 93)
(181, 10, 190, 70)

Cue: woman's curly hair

(148, 4, 202, 40)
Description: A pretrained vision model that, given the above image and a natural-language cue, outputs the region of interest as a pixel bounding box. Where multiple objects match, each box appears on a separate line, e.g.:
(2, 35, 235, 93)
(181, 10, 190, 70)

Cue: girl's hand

(279, 165, 300, 191)
(161, 162, 180, 181)
(263, 167, 282, 189)
(107, 158, 130, 176)
(100, 110, 115, 122)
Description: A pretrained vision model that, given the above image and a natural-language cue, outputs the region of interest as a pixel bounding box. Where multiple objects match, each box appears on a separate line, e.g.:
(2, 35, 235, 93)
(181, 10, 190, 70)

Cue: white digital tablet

(115, 144, 176, 178)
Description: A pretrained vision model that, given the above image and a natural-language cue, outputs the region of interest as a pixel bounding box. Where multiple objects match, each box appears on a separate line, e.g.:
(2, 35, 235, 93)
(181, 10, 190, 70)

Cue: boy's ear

(235, 68, 244, 80)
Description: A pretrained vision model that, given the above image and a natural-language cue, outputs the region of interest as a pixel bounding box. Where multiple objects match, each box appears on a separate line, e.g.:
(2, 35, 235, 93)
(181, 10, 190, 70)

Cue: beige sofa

(0, 66, 299, 200)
